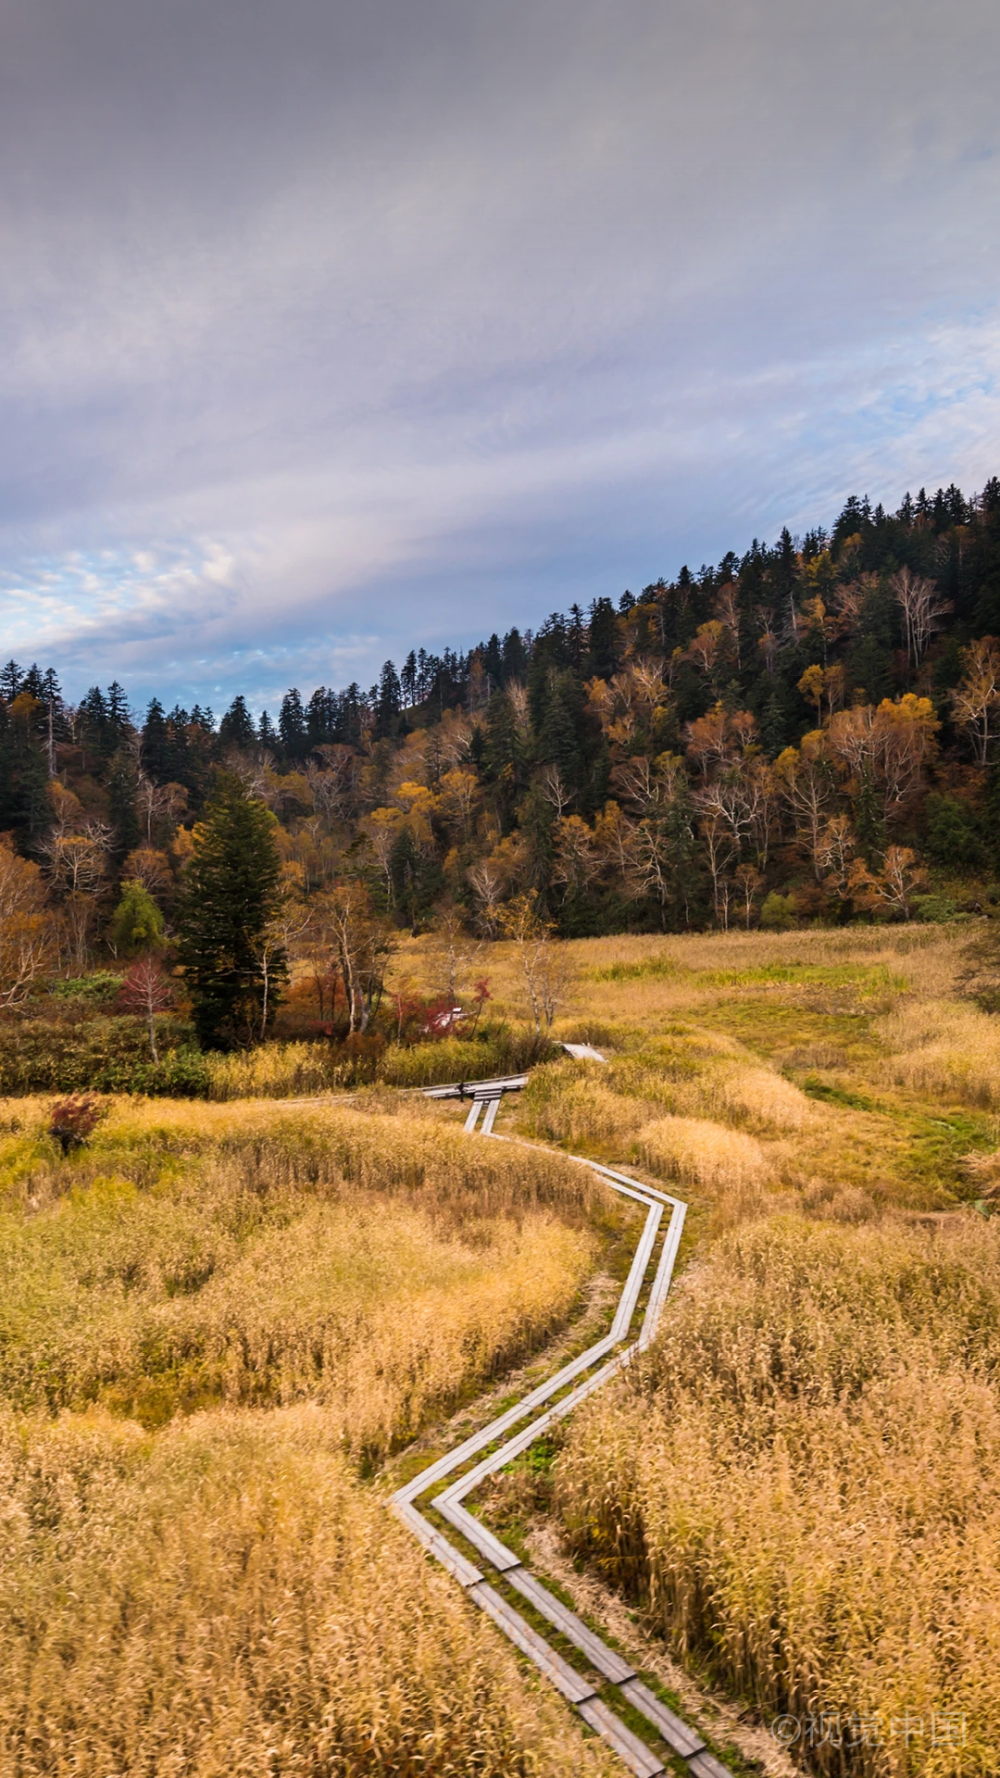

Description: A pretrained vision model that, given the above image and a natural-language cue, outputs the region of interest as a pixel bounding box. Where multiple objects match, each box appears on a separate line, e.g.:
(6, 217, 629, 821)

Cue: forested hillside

(5, 479, 1000, 991)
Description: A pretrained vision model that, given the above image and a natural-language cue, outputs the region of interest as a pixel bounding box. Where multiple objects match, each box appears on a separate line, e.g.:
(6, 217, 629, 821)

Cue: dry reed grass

(0, 1093, 618, 1776)
(0, 1404, 613, 1777)
(0, 1097, 601, 1458)
(635, 1113, 769, 1192)
(203, 1032, 540, 1098)
(876, 998, 1000, 1109)
(669, 1061, 813, 1134)
(518, 1063, 651, 1149)
(0, 1093, 600, 1222)
(555, 1215, 1000, 1777)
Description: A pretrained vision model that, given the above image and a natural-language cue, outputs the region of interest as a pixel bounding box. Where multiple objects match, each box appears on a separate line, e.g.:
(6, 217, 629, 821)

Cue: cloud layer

(1, 0, 999, 709)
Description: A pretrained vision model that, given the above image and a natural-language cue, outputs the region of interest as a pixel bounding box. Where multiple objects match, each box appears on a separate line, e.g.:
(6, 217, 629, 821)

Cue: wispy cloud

(1, 0, 998, 708)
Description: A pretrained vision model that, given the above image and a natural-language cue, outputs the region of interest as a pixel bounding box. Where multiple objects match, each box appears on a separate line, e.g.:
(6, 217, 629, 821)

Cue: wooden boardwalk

(392, 1088, 733, 1778)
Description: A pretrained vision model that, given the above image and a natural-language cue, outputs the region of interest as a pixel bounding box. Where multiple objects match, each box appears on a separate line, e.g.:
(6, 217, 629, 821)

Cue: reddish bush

(49, 1094, 104, 1154)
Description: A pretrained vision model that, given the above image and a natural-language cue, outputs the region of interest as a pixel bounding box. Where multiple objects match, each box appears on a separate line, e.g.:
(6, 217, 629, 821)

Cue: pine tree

(538, 670, 587, 800)
(142, 698, 170, 781)
(854, 765, 886, 867)
(587, 597, 619, 679)
(175, 774, 286, 1048)
(306, 687, 336, 746)
(501, 628, 527, 683)
(278, 687, 307, 757)
(374, 661, 402, 739)
(219, 694, 256, 752)
(79, 687, 110, 761)
(106, 681, 132, 748)
(106, 748, 141, 866)
(165, 706, 195, 788)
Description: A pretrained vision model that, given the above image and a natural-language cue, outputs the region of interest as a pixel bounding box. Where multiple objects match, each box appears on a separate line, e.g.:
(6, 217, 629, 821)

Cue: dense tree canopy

(6, 477, 1000, 970)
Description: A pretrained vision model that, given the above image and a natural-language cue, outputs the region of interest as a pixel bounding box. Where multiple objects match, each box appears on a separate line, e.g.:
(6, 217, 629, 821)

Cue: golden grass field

(493, 923, 1000, 1778)
(5, 922, 1000, 1776)
(0, 1096, 625, 1777)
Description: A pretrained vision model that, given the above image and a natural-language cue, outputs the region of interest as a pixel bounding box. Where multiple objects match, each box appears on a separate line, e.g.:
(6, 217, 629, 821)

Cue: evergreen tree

(106, 748, 141, 866)
(400, 651, 418, 706)
(374, 661, 402, 739)
(109, 879, 166, 956)
(0, 690, 49, 836)
(164, 706, 195, 789)
(388, 824, 443, 929)
(501, 627, 527, 684)
(175, 774, 286, 1048)
(258, 709, 278, 749)
(79, 686, 111, 761)
(854, 766, 886, 867)
(106, 681, 132, 748)
(306, 686, 336, 746)
(537, 669, 588, 800)
(219, 694, 256, 752)
(587, 597, 619, 679)
(480, 634, 503, 689)
(0, 660, 22, 703)
(278, 687, 307, 757)
(142, 698, 171, 781)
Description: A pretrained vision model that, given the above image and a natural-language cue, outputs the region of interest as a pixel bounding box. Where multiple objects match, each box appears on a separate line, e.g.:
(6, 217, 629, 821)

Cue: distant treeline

(5, 477, 1000, 945)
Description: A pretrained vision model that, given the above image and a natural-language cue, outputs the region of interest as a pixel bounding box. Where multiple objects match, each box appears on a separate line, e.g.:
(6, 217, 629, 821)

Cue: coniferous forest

(4, 479, 1000, 1083)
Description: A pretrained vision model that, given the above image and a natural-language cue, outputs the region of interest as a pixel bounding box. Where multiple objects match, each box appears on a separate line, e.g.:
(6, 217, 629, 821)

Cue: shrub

(48, 972, 124, 1004)
(49, 1094, 103, 1152)
(0, 1017, 204, 1096)
(760, 891, 797, 930)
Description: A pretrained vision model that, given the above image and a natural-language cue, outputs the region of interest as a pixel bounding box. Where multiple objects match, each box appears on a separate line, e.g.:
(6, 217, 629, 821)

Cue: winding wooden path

(392, 1083, 733, 1778)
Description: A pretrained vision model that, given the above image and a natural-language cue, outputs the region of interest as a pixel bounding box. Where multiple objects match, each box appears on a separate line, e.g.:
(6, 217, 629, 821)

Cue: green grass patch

(587, 955, 684, 983)
(801, 1076, 878, 1111)
(696, 996, 879, 1059)
(699, 961, 909, 995)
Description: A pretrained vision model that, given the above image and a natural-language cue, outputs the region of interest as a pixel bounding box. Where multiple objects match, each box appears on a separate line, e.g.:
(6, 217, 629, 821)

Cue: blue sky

(1, 0, 999, 715)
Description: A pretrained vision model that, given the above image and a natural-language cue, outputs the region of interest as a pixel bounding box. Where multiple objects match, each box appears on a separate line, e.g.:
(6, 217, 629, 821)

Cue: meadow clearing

(4, 921, 1000, 1776)
(491, 923, 1000, 1778)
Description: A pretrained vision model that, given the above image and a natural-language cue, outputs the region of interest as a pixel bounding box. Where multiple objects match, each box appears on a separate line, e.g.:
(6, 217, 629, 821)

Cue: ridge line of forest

(4, 479, 1000, 975)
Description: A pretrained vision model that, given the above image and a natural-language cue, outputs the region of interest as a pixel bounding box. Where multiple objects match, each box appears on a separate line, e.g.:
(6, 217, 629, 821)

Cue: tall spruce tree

(219, 694, 256, 752)
(176, 774, 286, 1048)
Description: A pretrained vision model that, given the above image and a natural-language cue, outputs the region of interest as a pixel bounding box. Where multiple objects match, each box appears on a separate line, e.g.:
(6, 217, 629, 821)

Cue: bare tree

(537, 762, 571, 822)
(951, 637, 1000, 765)
(890, 567, 952, 670)
(40, 824, 112, 967)
(429, 908, 482, 1010)
(734, 862, 764, 929)
(118, 955, 174, 1061)
(775, 737, 836, 880)
(848, 845, 927, 921)
(497, 893, 570, 1039)
(313, 883, 396, 1034)
(552, 815, 600, 902)
(121, 847, 173, 898)
(815, 814, 857, 900)
(0, 840, 55, 1008)
(254, 894, 311, 1041)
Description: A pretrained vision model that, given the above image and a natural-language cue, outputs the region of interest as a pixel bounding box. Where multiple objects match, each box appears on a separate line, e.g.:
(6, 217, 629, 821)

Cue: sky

(1, 0, 999, 716)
